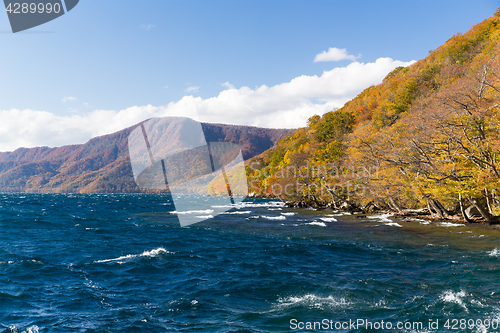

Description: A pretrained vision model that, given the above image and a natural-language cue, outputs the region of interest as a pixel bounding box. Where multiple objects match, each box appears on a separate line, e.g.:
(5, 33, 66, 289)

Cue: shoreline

(3, 191, 500, 228)
(265, 195, 500, 228)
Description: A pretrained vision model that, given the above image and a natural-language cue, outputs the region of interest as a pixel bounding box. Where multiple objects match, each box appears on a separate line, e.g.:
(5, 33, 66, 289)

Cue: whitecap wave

(262, 215, 286, 220)
(277, 294, 350, 310)
(384, 222, 402, 227)
(320, 217, 337, 222)
(24, 326, 39, 333)
(439, 290, 468, 311)
(367, 213, 394, 223)
(170, 209, 214, 215)
(438, 222, 465, 227)
(95, 247, 169, 263)
(325, 212, 351, 216)
(8, 325, 40, 333)
(212, 201, 285, 209)
(195, 215, 213, 219)
(307, 221, 327, 227)
(407, 217, 431, 224)
(488, 248, 500, 257)
(281, 212, 296, 216)
(222, 211, 252, 215)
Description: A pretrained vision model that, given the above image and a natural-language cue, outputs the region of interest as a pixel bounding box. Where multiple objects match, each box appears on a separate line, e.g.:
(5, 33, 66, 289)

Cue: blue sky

(0, 0, 498, 151)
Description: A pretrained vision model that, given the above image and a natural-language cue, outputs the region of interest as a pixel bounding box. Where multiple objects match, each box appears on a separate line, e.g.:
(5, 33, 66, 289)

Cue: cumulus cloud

(190, 57, 415, 128)
(0, 57, 415, 152)
(221, 82, 235, 89)
(314, 47, 360, 62)
(185, 86, 200, 93)
(61, 96, 76, 102)
(0, 105, 175, 152)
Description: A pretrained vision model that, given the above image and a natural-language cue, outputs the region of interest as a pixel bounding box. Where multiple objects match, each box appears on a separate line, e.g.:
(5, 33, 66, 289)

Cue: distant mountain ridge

(0, 118, 292, 193)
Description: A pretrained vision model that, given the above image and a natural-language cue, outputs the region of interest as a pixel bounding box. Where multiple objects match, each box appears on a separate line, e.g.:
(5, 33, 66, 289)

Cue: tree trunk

(468, 199, 494, 224)
(459, 193, 473, 223)
(326, 190, 339, 210)
(485, 188, 493, 215)
(434, 199, 450, 218)
(427, 199, 446, 218)
(388, 197, 403, 213)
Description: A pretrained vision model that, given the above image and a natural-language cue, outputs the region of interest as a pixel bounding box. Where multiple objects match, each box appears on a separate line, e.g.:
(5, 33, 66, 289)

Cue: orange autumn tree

(247, 7, 500, 222)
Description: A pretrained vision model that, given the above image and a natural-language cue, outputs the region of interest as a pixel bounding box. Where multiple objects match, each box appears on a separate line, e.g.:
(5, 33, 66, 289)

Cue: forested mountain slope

(0, 119, 291, 193)
(248, 8, 500, 223)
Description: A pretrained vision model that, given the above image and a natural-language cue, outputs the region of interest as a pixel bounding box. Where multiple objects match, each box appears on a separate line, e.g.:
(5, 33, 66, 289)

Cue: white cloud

(0, 105, 169, 152)
(187, 57, 415, 128)
(61, 96, 76, 103)
(221, 82, 235, 89)
(314, 47, 360, 62)
(185, 86, 200, 93)
(0, 57, 415, 152)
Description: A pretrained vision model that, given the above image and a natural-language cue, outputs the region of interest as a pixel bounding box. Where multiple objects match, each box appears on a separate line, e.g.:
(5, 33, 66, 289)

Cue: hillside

(0, 118, 292, 193)
(249, 7, 500, 223)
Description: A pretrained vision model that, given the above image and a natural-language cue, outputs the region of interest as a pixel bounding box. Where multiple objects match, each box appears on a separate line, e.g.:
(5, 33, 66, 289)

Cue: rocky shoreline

(249, 192, 500, 226)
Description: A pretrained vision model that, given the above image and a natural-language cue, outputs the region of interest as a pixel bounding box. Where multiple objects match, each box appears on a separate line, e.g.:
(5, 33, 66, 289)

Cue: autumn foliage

(248, 8, 500, 223)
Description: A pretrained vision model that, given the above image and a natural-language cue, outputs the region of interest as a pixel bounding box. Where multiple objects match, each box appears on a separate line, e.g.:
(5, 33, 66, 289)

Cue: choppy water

(0, 193, 499, 332)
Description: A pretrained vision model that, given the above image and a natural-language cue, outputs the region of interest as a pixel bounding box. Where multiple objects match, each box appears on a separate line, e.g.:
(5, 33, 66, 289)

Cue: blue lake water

(0, 193, 499, 332)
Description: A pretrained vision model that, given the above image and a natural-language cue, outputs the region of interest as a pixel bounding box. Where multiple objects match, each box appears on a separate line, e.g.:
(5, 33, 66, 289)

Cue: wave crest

(95, 247, 170, 264)
(277, 294, 350, 310)
(488, 248, 500, 257)
(262, 215, 286, 220)
(439, 290, 468, 311)
(307, 221, 327, 227)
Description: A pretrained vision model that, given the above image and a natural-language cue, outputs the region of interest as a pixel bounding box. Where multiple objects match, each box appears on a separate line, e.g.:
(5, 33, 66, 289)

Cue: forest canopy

(246, 7, 500, 224)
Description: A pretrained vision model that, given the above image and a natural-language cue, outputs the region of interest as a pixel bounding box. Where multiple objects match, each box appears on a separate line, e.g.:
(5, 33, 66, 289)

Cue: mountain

(249, 8, 500, 223)
(0, 118, 292, 193)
